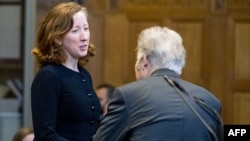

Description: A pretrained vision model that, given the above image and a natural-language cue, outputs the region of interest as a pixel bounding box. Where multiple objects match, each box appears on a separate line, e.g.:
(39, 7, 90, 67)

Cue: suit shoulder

(118, 79, 147, 90)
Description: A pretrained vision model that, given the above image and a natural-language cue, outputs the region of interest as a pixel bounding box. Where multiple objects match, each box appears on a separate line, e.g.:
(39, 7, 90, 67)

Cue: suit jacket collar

(150, 68, 180, 79)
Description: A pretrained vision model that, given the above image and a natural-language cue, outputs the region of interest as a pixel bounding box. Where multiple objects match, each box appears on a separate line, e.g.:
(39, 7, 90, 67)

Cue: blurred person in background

(95, 83, 115, 116)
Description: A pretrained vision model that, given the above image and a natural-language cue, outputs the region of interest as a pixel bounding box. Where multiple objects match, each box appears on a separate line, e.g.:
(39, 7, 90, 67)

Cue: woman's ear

(55, 38, 62, 46)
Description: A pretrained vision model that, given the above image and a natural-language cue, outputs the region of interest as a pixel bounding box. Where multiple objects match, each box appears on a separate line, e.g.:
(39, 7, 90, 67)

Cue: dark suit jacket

(94, 69, 222, 141)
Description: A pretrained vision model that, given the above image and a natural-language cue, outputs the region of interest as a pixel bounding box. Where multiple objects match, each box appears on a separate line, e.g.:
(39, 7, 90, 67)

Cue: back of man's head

(136, 26, 186, 75)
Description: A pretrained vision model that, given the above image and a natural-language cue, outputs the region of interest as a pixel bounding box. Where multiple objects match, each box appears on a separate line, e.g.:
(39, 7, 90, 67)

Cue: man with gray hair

(94, 26, 223, 141)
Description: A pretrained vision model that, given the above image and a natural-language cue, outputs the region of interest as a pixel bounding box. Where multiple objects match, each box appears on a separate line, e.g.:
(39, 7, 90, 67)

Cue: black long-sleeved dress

(31, 64, 101, 141)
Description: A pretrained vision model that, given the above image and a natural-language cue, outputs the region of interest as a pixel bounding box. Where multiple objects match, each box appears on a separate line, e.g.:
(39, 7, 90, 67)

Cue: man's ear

(141, 55, 149, 70)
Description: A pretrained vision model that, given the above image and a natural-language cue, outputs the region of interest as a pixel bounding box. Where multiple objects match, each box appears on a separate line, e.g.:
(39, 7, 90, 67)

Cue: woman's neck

(62, 60, 79, 72)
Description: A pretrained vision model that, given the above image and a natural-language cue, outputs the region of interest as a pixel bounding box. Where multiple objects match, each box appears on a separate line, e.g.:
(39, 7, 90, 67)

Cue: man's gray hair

(136, 26, 186, 75)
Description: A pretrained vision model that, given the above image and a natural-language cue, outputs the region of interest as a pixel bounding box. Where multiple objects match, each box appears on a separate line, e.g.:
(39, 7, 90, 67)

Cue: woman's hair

(32, 2, 95, 69)
(12, 127, 33, 141)
(135, 26, 186, 75)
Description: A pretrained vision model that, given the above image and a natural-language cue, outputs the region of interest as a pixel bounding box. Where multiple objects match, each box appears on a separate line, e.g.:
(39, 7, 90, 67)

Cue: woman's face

(61, 11, 90, 60)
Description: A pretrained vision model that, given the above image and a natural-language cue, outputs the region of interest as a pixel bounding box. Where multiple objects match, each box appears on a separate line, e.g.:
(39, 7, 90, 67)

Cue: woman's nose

(80, 30, 89, 40)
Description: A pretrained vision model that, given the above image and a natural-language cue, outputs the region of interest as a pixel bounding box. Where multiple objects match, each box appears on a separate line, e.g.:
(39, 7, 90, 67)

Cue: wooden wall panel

(206, 16, 227, 119)
(225, 14, 250, 123)
(234, 93, 250, 124)
(103, 14, 129, 86)
(85, 13, 105, 87)
(235, 23, 250, 80)
(231, 22, 250, 123)
(172, 22, 205, 86)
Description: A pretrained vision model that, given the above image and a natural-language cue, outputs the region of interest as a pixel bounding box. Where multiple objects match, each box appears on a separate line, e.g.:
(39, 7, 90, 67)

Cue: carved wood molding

(228, 0, 250, 6)
(214, 0, 224, 10)
(87, 0, 211, 12)
(210, 0, 226, 13)
(228, 0, 250, 8)
(127, 0, 207, 6)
